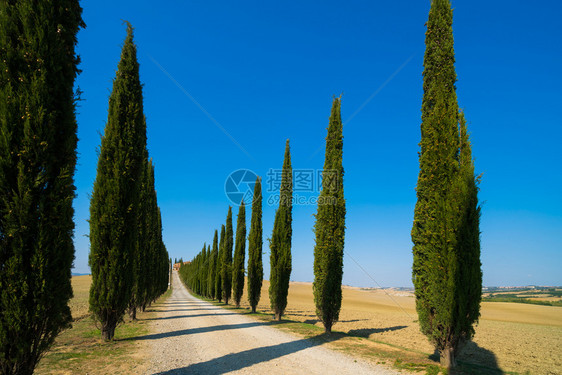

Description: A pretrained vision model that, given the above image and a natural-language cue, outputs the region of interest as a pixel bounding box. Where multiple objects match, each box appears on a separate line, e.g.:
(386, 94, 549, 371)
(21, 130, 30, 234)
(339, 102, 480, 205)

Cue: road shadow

(123, 321, 267, 341)
(346, 325, 407, 338)
(153, 333, 340, 374)
(142, 312, 238, 321)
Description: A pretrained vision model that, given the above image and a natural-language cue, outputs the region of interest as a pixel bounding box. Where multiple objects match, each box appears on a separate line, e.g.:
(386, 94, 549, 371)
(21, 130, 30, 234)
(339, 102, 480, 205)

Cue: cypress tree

(222, 207, 234, 304)
(199, 243, 207, 295)
(313, 97, 346, 333)
(269, 140, 293, 320)
(208, 230, 219, 299)
(411, 0, 482, 367)
(0, 1, 84, 372)
(232, 201, 246, 308)
(247, 177, 263, 313)
(145, 161, 160, 305)
(129, 158, 149, 320)
(88, 23, 147, 341)
(206, 244, 211, 297)
(216, 225, 225, 302)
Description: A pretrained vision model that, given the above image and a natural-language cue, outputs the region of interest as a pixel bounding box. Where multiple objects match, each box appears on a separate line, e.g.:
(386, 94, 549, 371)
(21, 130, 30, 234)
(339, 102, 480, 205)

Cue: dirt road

(144, 271, 397, 374)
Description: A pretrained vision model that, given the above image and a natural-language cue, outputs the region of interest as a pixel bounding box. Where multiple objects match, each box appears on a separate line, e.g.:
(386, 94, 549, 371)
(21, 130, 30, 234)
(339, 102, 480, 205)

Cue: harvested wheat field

(237, 279, 562, 375)
(69, 275, 92, 320)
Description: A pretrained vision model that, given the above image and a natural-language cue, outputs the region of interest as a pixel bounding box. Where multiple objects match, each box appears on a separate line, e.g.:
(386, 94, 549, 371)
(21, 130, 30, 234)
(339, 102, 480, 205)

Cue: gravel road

(145, 271, 398, 374)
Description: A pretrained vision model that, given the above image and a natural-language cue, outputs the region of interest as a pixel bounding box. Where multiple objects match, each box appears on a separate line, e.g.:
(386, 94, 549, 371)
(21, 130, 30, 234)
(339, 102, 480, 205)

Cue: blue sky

(72, 0, 562, 287)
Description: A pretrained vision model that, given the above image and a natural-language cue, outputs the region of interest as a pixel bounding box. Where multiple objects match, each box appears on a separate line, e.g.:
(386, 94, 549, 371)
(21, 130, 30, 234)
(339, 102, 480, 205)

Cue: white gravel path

(145, 271, 399, 374)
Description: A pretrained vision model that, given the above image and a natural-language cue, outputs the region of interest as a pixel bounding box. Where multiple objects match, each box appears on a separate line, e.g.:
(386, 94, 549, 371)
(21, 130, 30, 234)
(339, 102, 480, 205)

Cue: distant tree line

(178, 98, 345, 329)
(179, 185, 263, 311)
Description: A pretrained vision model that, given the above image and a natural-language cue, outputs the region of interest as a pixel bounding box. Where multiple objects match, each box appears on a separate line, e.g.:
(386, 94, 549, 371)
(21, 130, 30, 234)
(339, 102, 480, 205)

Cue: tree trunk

(251, 306, 256, 313)
(324, 323, 332, 334)
(440, 345, 456, 369)
(101, 323, 116, 341)
(235, 302, 240, 308)
(129, 307, 137, 320)
(275, 312, 282, 321)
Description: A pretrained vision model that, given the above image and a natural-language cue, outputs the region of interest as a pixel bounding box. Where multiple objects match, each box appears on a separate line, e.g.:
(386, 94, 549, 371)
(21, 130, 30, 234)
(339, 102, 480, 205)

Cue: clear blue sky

(72, 0, 562, 287)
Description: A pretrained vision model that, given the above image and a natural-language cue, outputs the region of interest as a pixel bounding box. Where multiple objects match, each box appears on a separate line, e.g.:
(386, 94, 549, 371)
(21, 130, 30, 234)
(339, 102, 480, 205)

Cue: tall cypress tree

(222, 207, 234, 304)
(232, 201, 246, 308)
(208, 230, 219, 299)
(88, 23, 147, 341)
(0, 1, 84, 373)
(411, 0, 481, 367)
(216, 225, 225, 302)
(313, 97, 346, 333)
(269, 140, 293, 320)
(247, 177, 263, 313)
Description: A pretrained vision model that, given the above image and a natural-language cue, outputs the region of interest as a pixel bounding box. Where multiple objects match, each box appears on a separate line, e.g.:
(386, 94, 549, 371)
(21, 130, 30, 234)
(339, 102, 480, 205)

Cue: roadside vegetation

(35, 276, 172, 374)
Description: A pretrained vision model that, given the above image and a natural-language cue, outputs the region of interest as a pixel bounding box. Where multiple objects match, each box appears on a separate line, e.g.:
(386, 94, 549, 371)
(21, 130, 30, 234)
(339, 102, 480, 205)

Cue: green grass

(35, 316, 149, 374)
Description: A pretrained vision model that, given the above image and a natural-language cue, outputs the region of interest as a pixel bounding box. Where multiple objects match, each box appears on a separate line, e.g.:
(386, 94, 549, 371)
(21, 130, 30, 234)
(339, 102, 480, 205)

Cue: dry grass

(233, 279, 562, 375)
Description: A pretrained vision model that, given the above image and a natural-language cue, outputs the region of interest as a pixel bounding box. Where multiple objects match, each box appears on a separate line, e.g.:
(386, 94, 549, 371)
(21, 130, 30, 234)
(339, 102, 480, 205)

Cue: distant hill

(72, 273, 90, 276)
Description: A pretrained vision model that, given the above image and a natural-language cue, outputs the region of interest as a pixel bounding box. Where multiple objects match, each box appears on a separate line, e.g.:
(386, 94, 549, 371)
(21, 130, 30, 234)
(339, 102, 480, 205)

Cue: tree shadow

(146, 308, 222, 313)
(153, 333, 340, 374)
(303, 318, 368, 325)
(454, 341, 505, 374)
(142, 312, 238, 321)
(123, 321, 267, 341)
(346, 326, 407, 338)
(428, 341, 505, 374)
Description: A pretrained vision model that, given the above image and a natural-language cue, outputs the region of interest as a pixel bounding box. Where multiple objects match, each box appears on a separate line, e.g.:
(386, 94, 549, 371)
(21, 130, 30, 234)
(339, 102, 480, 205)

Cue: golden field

(237, 279, 562, 375)
(68, 275, 91, 320)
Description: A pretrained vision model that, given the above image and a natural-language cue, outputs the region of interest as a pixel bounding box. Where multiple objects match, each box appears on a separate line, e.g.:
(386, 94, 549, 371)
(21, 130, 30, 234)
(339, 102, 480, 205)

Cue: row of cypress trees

(88, 24, 170, 341)
(179, 196, 256, 309)
(178, 1, 483, 362)
(179, 97, 345, 327)
(179, 139, 296, 319)
(0, 0, 480, 371)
